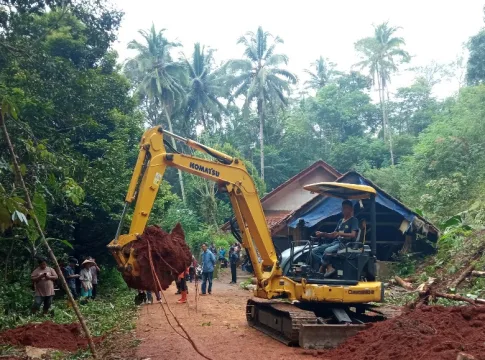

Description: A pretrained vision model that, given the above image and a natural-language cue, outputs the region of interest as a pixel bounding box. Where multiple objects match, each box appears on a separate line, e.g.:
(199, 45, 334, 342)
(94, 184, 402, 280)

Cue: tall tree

(304, 56, 335, 90)
(185, 43, 227, 132)
(226, 26, 297, 180)
(124, 25, 188, 203)
(466, 30, 485, 85)
(355, 22, 410, 165)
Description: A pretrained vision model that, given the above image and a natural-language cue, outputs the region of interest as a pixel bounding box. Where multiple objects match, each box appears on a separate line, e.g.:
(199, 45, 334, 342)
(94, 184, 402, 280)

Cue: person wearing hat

(63, 258, 80, 299)
(31, 258, 58, 315)
(79, 259, 94, 299)
(87, 257, 100, 300)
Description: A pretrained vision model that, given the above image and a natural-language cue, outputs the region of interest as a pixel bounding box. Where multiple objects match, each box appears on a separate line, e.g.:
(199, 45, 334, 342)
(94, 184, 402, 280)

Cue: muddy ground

(136, 269, 318, 360)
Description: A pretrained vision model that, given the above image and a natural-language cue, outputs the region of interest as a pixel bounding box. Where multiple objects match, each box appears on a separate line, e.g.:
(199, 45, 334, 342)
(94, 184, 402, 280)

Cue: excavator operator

(314, 200, 359, 277)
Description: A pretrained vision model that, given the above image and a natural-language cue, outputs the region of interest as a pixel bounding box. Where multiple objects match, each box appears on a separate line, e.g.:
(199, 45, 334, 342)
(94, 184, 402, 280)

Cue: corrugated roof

(273, 171, 439, 236)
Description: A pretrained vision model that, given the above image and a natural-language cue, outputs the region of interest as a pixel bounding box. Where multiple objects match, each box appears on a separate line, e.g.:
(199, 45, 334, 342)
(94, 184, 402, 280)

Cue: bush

(0, 267, 137, 336)
(0, 282, 33, 330)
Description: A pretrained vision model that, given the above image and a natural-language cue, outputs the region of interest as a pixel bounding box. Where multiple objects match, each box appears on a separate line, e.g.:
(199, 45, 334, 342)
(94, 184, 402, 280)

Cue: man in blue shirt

(63, 258, 80, 299)
(200, 243, 216, 295)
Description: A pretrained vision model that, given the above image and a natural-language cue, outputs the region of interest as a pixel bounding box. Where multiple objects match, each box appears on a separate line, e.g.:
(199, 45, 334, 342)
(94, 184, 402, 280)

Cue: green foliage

(0, 268, 137, 343)
(467, 29, 485, 85)
(392, 253, 417, 277)
(0, 282, 33, 329)
(401, 85, 485, 222)
(225, 26, 297, 179)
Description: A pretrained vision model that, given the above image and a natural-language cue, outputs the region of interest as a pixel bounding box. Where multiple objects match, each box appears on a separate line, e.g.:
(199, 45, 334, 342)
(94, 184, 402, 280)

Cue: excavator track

(246, 298, 318, 345)
(246, 298, 369, 349)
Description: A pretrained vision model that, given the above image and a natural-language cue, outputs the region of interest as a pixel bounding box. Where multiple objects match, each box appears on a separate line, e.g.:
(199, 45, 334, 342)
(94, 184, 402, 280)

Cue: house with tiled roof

(223, 161, 438, 262)
(222, 160, 342, 249)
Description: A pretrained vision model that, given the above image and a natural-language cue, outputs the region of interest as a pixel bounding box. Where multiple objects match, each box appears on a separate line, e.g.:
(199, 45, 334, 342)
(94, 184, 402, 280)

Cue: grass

(0, 268, 139, 359)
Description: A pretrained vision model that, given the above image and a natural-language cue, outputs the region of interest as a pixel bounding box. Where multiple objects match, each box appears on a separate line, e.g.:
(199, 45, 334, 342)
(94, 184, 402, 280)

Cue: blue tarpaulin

(288, 173, 416, 229)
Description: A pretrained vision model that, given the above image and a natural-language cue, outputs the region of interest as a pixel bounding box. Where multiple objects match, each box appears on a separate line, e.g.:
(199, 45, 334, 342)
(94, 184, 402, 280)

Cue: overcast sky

(113, 0, 484, 99)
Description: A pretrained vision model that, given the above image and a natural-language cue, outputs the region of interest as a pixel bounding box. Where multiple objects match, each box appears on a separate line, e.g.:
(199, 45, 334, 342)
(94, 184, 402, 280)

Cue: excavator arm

(107, 126, 280, 288)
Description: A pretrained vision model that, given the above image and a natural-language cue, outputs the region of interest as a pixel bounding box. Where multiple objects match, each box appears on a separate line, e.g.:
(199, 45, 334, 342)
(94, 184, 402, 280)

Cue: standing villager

(88, 257, 100, 299)
(210, 243, 217, 256)
(79, 259, 94, 300)
(230, 247, 239, 284)
(177, 267, 189, 304)
(31, 258, 58, 315)
(200, 243, 216, 295)
(189, 255, 197, 282)
(63, 258, 80, 299)
(218, 247, 227, 268)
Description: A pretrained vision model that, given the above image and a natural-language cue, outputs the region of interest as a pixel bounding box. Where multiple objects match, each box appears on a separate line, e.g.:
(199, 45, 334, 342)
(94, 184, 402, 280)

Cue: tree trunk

(471, 271, 485, 277)
(163, 106, 186, 204)
(434, 292, 484, 306)
(258, 99, 264, 180)
(394, 275, 414, 291)
(385, 86, 395, 165)
(377, 72, 394, 165)
(203, 180, 218, 228)
(451, 264, 475, 289)
(0, 110, 98, 358)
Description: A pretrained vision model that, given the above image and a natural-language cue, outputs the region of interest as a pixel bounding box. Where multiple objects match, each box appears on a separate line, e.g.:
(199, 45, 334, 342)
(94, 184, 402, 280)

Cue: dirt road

(136, 269, 315, 360)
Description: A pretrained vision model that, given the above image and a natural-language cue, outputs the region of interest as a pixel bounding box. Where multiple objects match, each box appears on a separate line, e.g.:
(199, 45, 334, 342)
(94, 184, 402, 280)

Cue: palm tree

(124, 24, 188, 203)
(185, 43, 227, 132)
(184, 43, 228, 226)
(355, 22, 410, 165)
(304, 56, 334, 90)
(226, 26, 297, 180)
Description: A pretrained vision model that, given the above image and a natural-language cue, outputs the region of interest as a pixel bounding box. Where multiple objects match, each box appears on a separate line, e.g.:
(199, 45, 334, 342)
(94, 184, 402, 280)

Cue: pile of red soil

(0, 321, 101, 351)
(122, 223, 192, 291)
(320, 306, 485, 360)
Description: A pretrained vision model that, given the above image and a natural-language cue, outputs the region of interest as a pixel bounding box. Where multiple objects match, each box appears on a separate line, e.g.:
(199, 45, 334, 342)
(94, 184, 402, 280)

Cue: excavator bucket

(298, 323, 366, 349)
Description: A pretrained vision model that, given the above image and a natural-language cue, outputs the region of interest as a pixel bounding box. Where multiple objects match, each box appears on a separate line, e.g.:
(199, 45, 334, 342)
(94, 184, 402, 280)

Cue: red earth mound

(320, 305, 485, 360)
(0, 321, 102, 351)
(122, 223, 192, 291)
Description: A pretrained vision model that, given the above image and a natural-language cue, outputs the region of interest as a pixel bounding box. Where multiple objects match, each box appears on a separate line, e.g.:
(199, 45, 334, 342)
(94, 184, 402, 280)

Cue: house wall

(263, 167, 336, 211)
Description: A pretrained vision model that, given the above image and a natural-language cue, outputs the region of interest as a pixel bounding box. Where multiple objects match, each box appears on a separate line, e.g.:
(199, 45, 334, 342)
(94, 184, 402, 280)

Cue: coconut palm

(355, 22, 410, 165)
(304, 56, 334, 90)
(226, 26, 297, 180)
(124, 24, 188, 203)
(185, 43, 227, 132)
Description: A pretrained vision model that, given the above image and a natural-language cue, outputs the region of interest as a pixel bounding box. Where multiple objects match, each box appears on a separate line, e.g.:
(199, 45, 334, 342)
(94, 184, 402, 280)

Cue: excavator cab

(286, 182, 378, 282)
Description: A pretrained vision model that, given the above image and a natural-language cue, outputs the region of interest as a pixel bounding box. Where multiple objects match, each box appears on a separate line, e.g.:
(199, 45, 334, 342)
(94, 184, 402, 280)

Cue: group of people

(63, 257, 100, 300)
(211, 242, 242, 284)
(30, 256, 100, 315)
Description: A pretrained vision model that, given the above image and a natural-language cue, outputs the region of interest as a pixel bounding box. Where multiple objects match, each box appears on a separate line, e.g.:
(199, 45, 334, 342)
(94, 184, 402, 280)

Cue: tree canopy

(1, 1, 485, 294)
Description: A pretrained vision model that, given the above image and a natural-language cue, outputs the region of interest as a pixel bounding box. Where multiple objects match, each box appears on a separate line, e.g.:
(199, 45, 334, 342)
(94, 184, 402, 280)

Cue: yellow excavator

(107, 126, 384, 349)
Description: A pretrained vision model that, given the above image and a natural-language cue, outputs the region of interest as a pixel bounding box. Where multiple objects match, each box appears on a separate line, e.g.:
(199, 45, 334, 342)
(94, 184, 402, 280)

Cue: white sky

(113, 0, 484, 99)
